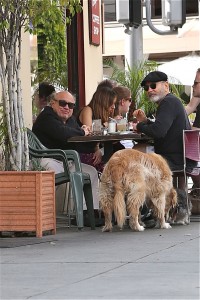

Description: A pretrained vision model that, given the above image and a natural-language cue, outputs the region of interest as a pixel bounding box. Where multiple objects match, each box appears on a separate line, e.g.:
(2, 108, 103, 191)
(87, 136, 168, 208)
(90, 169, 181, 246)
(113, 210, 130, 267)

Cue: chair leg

(62, 183, 71, 213)
(70, 173, 95, 230)
(173, 174, 191, 224)
(185, 175, 191, 224)
(67, 186, 76, 227)
(173, 176, 178, 189)
(57, 183, 72, 227)
(70, 173, 84, 229)
(83, 183, 96, 230)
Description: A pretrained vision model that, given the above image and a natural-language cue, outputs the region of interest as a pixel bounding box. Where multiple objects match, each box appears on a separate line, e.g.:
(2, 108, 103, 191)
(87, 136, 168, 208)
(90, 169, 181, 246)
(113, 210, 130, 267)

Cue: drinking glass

(92, 119, 102, 134)
(116, 119, 127, 132)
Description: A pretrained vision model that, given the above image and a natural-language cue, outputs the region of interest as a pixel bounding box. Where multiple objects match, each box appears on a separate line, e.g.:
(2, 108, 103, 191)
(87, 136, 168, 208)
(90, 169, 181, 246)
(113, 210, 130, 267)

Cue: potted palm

(0, 0, 82, 237)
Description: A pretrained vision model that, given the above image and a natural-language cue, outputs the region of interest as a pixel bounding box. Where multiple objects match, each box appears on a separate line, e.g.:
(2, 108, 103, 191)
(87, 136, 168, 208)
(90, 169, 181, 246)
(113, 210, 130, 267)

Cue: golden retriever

(99, 149, 177, 232)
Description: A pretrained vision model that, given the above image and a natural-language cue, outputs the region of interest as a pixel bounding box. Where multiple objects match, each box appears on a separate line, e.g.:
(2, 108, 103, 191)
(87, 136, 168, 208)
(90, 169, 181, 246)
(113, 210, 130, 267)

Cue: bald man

(32, 90, 100, 218)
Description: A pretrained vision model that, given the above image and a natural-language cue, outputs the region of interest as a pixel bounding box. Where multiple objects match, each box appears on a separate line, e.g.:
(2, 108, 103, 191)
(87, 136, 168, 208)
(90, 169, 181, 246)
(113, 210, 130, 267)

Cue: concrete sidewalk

(1, 220, 200, 300)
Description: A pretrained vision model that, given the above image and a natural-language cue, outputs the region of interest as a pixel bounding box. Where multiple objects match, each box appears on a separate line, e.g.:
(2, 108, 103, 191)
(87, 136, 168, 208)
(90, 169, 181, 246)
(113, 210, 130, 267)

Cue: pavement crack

(135, 235, 199, 262)
(71, 262, 130, 285)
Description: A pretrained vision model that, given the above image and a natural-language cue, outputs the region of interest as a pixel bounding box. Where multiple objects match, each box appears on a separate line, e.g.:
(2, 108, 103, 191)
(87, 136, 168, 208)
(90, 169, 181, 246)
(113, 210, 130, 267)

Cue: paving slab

(0, 221, 199, 300)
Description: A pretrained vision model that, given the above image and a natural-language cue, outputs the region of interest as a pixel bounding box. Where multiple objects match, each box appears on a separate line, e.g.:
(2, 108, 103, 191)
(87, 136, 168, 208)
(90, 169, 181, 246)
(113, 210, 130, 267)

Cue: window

(104, 0, 199, 23)
(151, 0, 198, 19)
(103, 0, 116, 22)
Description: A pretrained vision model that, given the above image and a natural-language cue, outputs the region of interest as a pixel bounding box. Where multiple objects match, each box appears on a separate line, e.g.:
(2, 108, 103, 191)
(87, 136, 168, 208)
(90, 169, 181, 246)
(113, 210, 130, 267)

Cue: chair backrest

(27, 128, 47, 151)
(184, 130, 200, 162)
(27, 127, 71, 183)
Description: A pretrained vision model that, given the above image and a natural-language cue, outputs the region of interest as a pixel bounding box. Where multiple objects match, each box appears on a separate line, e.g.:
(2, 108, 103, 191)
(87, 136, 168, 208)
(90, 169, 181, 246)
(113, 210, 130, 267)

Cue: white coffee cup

(108, 121, 116, 133)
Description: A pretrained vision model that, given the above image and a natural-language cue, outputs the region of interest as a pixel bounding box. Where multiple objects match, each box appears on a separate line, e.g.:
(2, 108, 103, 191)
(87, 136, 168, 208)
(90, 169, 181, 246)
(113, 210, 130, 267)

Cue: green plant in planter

(29, 158, 48, 171)
(0, 0, 82, 171)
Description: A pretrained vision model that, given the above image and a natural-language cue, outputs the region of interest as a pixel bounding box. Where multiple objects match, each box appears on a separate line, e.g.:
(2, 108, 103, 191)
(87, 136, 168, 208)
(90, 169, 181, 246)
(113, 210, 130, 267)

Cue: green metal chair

(27, 128, 95, 230)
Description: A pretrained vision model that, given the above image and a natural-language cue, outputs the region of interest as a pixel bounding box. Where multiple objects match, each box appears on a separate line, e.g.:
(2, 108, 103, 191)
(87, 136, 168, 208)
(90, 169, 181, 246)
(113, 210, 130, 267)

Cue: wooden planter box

(0, 171, 56, 237)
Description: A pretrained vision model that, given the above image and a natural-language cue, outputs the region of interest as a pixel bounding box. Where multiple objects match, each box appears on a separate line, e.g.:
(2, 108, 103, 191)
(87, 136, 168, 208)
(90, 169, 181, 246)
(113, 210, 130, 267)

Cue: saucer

(119, 131, 133, 134)
(108, 132, 120, 135)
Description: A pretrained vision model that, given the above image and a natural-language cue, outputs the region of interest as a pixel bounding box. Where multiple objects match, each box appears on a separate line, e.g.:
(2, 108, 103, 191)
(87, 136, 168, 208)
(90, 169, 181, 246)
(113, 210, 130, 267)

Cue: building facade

(103, 0, 200, 77)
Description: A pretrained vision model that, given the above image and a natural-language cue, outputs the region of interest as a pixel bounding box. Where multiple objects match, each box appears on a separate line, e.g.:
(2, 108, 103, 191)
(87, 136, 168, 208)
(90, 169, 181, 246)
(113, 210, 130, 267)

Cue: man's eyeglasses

(193, 81, 200, 86)
(54, 99, 75, 109)
(143, 83, 157, 91)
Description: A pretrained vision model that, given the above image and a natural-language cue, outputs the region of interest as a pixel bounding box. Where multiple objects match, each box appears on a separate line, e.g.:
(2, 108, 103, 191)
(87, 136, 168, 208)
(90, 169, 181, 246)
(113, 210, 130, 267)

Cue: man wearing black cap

(133, 71, 196, 188)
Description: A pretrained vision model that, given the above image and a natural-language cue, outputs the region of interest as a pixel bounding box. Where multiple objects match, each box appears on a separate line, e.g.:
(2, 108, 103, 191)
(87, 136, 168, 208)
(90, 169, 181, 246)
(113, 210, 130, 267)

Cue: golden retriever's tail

(113, 188, 126, 229)
(102, 155, 127, 229)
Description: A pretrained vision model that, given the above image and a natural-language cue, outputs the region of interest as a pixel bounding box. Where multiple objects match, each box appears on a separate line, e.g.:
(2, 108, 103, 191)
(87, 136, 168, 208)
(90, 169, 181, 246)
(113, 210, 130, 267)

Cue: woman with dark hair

(96, 79, 117, 91)
(77, 85, 117, 171)
(32, 82, 55, 121)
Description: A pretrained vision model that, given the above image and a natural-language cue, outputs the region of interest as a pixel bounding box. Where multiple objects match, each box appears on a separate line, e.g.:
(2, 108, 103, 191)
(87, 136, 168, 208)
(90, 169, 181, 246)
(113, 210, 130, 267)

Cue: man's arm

(185, 97, 200, 115)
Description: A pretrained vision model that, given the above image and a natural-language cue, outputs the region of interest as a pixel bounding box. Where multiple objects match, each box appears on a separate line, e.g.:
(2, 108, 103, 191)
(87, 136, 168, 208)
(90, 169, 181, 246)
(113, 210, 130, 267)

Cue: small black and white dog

(168, 189, 192, 225)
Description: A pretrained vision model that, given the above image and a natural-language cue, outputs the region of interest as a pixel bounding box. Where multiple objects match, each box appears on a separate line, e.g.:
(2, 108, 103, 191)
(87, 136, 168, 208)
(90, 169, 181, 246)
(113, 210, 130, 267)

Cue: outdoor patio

(1, 218, 199, 300)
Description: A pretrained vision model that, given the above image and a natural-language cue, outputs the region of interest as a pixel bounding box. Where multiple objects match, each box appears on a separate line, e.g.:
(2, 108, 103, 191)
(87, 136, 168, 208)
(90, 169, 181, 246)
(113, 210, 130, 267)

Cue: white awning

(158, 54, 200, 86)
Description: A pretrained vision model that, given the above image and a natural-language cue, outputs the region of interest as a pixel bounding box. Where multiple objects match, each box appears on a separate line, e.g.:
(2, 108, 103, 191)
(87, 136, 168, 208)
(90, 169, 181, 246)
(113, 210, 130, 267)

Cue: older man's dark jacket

(136, 93, 192, 170)
(32, 106, 95, 153)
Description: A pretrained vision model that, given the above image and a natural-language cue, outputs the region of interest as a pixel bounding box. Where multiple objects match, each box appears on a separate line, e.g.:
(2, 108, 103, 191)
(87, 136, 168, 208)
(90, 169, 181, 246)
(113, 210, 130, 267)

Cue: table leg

(103, 141, 114, 163)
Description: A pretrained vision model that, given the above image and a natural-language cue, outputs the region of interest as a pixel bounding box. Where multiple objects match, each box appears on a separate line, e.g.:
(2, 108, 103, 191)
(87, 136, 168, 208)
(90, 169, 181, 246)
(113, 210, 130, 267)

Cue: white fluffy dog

(99, 149, 177, 232)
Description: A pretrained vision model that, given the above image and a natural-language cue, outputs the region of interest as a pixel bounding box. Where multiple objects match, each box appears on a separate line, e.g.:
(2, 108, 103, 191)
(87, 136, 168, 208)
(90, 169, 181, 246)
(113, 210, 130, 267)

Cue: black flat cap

(141, 71, 168, 87)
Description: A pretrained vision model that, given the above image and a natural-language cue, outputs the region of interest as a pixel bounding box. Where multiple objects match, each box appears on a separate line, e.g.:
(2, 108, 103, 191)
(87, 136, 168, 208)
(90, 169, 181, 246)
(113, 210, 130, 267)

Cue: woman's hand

(92, 149, 102, 165)
(81, 125, 91, 136)
(114, 115, 123, 120)
(103, 121, 108, 128)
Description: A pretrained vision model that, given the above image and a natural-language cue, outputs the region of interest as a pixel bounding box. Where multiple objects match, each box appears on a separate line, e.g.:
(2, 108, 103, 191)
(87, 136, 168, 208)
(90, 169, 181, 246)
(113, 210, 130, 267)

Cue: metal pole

(124, 24, 144, 70)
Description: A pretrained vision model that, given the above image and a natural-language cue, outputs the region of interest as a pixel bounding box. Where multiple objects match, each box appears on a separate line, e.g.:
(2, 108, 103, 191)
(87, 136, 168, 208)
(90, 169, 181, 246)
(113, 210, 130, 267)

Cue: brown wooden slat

(0, 181, 36, 187)
(0, 195, 36, 201)
(0, 207, 36, 213)
(0, 225, 36, 230)
(0, 219, 37, 225)
(0, 201, 36, 207)
(0, 214, 36, 220)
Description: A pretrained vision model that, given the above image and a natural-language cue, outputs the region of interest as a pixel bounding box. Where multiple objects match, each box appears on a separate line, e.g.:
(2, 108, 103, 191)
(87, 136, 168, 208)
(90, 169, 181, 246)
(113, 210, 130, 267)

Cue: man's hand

(132, 122, 138, 132)
(133, 109, 147, 122)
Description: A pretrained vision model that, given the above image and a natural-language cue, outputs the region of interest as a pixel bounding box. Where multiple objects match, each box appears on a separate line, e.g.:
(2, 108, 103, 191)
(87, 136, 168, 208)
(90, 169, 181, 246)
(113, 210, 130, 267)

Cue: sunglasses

(55, 99, 75, 109)
(125, 98, 132, 102)
(193, 81, 200, 86)
(143, 83, 157, 91)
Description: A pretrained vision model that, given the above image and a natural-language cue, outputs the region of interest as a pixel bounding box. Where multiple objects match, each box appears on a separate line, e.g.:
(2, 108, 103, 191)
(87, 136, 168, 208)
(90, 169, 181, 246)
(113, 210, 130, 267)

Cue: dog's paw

(102, 225, 112, 232)
(154, 222, 160, 229)
(162, 222, 172, 229)
(176, 220, 188, 225)
(139, 225, 145, 231)
(135, 225, 145, 232)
